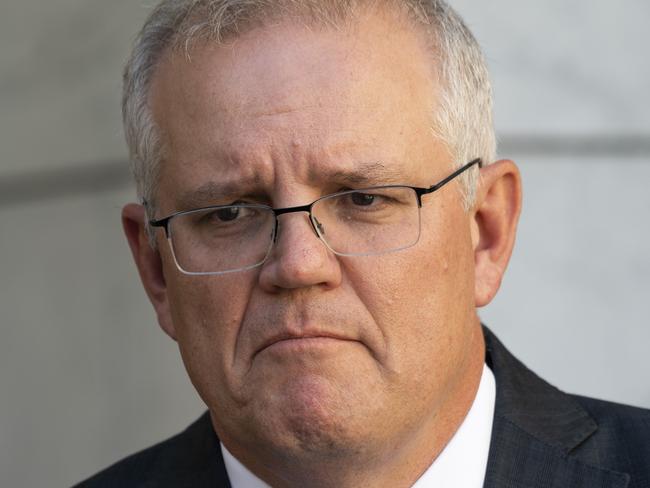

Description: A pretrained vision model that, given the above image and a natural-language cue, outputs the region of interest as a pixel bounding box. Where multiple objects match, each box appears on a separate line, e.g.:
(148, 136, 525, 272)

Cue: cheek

(166, 272, 256, 406)
(347, 205, 475, 374)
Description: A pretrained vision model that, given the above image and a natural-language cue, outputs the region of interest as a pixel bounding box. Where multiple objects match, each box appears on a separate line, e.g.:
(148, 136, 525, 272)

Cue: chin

(249, 374, 374, 460)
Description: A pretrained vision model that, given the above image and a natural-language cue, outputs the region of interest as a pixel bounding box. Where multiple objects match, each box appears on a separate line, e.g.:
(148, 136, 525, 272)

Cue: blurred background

(1, 1, 648, 486)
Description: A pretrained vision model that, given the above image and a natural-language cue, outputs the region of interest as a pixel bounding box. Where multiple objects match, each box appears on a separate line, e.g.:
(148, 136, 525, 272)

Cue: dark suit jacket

(75, 327, 650, 487)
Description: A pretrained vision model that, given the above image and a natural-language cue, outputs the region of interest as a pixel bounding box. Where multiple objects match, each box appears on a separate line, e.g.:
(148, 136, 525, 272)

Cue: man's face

(148, 11, 483, 464)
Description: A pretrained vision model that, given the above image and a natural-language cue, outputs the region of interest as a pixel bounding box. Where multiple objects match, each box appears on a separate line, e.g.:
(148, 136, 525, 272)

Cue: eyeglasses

(149, 158, 482, 275)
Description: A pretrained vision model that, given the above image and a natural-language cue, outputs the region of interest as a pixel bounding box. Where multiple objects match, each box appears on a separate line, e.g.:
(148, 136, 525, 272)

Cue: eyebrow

(175, 178, 262, 211)
(175, 161, 405, 211)
(319, 161, 404, 187)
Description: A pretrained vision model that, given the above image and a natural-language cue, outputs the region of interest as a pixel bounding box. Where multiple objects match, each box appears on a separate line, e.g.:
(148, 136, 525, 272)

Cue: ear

(470, 159, 522, 307)
(122, 203, 177, 340)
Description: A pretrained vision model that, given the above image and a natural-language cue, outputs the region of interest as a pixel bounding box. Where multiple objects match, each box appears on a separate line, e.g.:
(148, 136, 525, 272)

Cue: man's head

(122, 1, 521, 485)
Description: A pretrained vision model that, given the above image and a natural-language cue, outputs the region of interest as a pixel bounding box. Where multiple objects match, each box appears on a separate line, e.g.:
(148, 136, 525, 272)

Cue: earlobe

(122, 203, 178, 340)
(472, 160, 522, 307)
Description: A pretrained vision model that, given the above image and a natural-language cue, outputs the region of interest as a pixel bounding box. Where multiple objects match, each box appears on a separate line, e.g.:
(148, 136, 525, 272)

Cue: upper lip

(255, 330, 356, 355)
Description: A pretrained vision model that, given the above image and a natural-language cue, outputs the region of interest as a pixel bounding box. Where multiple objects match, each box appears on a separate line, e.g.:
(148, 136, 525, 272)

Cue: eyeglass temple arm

(143, 201, 172, 236)
(419, 158, 483, 197)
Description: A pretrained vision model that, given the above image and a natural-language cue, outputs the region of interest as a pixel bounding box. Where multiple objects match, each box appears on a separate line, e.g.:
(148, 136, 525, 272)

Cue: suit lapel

(482, 327, 630, 488)
(484, 414, 630, 488)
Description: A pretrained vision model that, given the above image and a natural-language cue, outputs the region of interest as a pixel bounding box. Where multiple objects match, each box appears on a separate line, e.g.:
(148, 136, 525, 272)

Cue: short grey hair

(122, 0, 496, 224)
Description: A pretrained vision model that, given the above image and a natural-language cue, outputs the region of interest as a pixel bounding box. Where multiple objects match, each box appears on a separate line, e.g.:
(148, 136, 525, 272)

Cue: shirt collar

(222, 364, 496, 488)
(221, 443, 271, 488)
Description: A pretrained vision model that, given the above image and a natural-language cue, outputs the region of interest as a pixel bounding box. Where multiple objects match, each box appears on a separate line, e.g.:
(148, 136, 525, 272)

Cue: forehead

(150, 11, 447, 210)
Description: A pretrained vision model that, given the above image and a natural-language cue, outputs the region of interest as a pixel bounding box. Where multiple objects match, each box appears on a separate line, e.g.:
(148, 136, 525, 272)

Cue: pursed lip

(255, 330, 358, 356)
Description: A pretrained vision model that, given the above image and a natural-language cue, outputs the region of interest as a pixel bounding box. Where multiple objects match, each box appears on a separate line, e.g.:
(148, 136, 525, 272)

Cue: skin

(123, 8, 522, 488)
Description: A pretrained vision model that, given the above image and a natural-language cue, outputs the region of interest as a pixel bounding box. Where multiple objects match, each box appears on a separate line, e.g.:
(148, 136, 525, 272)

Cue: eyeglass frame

(148, 157, 483, 274)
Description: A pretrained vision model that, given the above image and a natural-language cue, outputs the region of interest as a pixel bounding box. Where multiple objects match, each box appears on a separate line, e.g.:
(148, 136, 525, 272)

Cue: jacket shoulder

(570, 395, 650, 486)
(74, 434, 177, 488)
(74, 412, 227, 488)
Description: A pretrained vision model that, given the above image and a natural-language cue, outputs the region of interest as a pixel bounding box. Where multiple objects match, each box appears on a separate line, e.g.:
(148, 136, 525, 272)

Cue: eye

(213, 206, 241, 222)
(350, 192, 376, 206)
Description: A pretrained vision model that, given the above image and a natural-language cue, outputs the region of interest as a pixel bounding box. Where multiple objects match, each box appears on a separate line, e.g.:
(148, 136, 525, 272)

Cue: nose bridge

(259, 200, 342, 291)
(272, 203, 320, 242)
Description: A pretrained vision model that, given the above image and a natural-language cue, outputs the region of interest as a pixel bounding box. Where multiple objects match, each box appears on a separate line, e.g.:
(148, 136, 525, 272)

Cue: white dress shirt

(221, 364, 496, 488)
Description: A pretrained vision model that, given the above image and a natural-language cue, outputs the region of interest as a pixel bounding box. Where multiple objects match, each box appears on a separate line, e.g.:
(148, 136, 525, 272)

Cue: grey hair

(122, 0, 496, 227)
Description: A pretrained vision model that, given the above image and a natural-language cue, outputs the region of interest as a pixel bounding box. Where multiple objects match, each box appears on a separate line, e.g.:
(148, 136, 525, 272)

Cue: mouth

(255, 332, 358, 356)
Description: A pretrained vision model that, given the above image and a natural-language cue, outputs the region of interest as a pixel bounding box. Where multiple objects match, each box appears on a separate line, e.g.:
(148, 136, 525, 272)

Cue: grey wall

(1, 1, 648, 487)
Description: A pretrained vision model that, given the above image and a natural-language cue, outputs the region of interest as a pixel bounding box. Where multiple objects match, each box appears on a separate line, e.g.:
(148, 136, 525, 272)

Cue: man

(77, 0, 650, 486)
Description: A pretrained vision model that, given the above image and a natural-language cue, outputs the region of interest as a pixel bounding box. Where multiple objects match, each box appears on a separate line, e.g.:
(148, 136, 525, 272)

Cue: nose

(258, 211, 342, 292)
